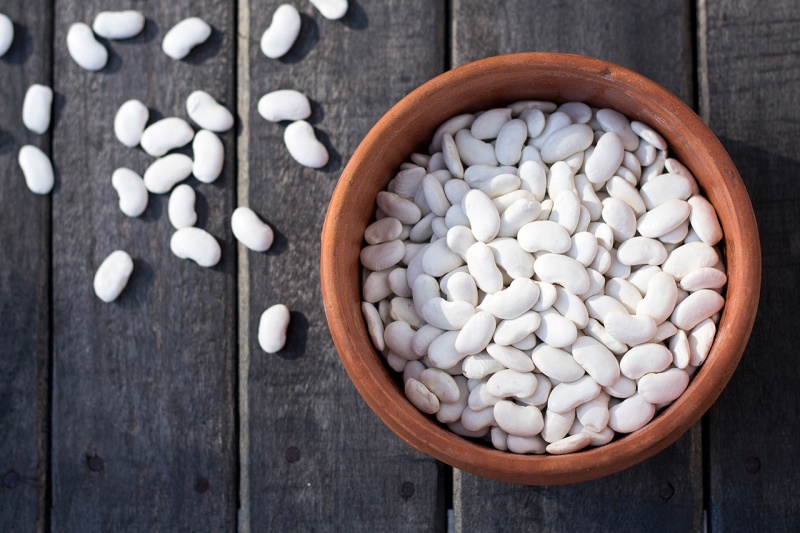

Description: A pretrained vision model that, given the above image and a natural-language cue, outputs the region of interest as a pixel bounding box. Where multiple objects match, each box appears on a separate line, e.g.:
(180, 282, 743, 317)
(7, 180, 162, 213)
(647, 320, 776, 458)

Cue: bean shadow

(0, 128, 14, 155)
(264, 224, 288, 256)
(306, 99, 325, 126)
(139, 191, 165, 223)
(275, 311, 309, 360)
(1, 23, 33, 65)
(278, 14, 319, 64)
(118, 257, 155, 307)
(49, 91, 66, 132)
(193, 187, 209, 229)
(340, 0, 368, 30)
(314, 127, 342, 174)
(114, 18, 159, 46)
(96, 39, 123, 75)
(184, 25, 222, 65)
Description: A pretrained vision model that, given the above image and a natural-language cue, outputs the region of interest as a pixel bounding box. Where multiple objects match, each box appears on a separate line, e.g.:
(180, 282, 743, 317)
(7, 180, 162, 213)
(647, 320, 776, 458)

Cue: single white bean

(637, 199, 690, 238)
(170, 227, 221, 267)
(462, 189, 500, 242)
(608, 393, 655, 433)
(0, 13, 13, 57)
(541, 123, 594, 163)
(487, 369, 538, 398)
(18, 145, 54, 194)
(143, 154, 193, 193)
(192, 130, 225, 184)
(258, 303, 291, 353)
(495, 119, 528, 165)
(310, 0, 349, 19)
(360, 240, 404, 271)
(619, 343, 673, 379)
(140, 118, 194, 157)
(284, 120, 329, 168)
(162, 17, 212, 60)
(548, 376, 601, 414)
(546, 433, 592, 454)
(480, 278, 539, 320)
(111, 168, 148, 217)
(114, 100, 149, 148)
(471, 108, 512, 139)
(455, 311, 496, 355)
(22, 84, 52, 135)
(462, 353, 504, 380)
(486, 343, 534, 373)
(680, 267, 727, 291)
(494, 401, 544, 438)
(571, 336, 620, 387)
(361, 302, 385, 351)
(535, 308, 578, 348)
(576, 392, 610, 432)
(93, 10, 145, 40)
(595, 108, 639, 151)
(605, 311, 656, 346)
(168, 184, 197, 229)
(638, 368, 690, 404)
(261, 4, 301, 58)
(616, 236, 668, 266)
(186, 90, 234, 132)
(688, 195, 724, 246)
(465, 242, 503, 294)
(688, 318, 716, 365)
(231, 206, 274, 252)
(639, 173, 693, 209)
(455, 129, 497, 166)
(534, 254, 590, 295)
(531, 344, 584, 383)
(258, 89, 311, 122)
(93, 250, 134, 303)
(585, 132, 624, 184)
(66, 22, 108, 71)
(671, 289, 725, 330)
(541, 408, 575, 443)
(517, 220, 571, 253)
(637, 271, 678, 324)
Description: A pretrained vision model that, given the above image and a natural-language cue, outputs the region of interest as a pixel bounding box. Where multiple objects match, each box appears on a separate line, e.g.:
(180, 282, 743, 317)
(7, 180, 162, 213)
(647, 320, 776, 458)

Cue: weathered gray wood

(703, 0, 800, 529)
(244, 1, 446, 531)
(50, 2, 237, 531)
(451, 2, 703, 531)
(0, 2, 52, 532)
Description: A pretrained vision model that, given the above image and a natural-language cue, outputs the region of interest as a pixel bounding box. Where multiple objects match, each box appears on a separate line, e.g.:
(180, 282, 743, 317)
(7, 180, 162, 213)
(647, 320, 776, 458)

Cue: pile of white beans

(360, 100, 726, 455)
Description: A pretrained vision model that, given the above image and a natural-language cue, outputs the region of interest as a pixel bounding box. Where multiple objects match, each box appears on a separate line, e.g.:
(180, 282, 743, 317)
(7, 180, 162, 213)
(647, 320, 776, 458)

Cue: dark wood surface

(704, 0, 800, 530)
(0, 2, 52, 532)
(0, 0, 797, 531)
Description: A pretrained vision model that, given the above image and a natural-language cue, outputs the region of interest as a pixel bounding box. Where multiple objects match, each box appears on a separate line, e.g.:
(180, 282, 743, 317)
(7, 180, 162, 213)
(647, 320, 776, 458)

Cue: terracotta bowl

(320, 53, 760, 485)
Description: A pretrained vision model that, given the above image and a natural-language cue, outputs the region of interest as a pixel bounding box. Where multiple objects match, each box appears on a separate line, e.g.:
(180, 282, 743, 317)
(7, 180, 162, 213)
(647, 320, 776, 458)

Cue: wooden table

(1, 0, 797, 531)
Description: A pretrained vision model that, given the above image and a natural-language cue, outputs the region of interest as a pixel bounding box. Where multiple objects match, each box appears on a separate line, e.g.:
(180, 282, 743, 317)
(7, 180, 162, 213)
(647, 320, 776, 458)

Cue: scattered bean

(111, 168, 148, 217)
(0, 13, 13, 57)
(140, 117, 194, 157)
(66, 22, 108, 71)
(284, 120, 329, 168)
(92, 10, 145, 40)
(186, 90, 234, 132)
(18, 145, 54, 194)
(114, 99, 149, 148)
(192, 130, 225, 183)
(261, 4, 301, 58)
(231, 207, 274, 252)
(258, 89, 311, 122)
(258, 303, 291, 353)
(162, 17, 212, 60)
(168, 184, 197, 229)
(22, 84, 53, 135)
(93, 250, 134, 303)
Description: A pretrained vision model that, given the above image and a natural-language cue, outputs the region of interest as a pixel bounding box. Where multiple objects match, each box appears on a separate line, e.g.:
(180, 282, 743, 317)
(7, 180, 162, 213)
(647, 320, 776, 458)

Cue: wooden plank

(50, 2, 237, 531)
(703, 0, 800, 529)
(0, 2, 52, 532)
(451, 1, 703, 531)
(244, 1, 447, 531)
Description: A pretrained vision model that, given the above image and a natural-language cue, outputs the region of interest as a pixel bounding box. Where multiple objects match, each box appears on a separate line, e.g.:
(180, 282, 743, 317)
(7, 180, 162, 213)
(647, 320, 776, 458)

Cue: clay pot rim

(320, 52, 760, 485)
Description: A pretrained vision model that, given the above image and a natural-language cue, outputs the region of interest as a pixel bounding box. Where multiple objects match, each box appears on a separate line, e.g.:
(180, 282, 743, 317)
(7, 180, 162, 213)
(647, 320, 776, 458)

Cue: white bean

(605, 311, 656, 346)
(494, 401, 544, 437)
(258, 304, 291, 353)
(486, 343, 534, 373)
(465, 242, 503, 294)
(637, 271, 678, 324)
(284, 120, 328, 168)
(66, 22, 107, 71)
(487, 369, 538, 398)
(114, 100, 149, 148)
(18, 145, 54, 195)
(541, 409, 575, 443)
(639, 173, 693, 209)
(517, 220, 571, 253)
(455, 311, 496, 355)
(495, 119, 527, 165)
(480, 278, 539, 320)
(310, 0, 349, 19)
(533, 254, 590, 295)
(361, 302, 385, 351)
(186, 90, 234, 132)
(143, 154, 193, 194)
(638, 368, 689, 404)
(637, 199, 690, 238)
(595, 108, 639, 151)
(616, 236, 667, 266)
(0, 13, 13, 57)
(571, 336, 620, 387)
(669, 329, 691, 369)
(162, 17, 212, 60)
(258, 89, 311, 123)
(471, 108, 512, 139)
(93, 10, 145, 40)
(140, 118, 194, 157)
(230, 207, 273, 253)
(167, 184, 197, 229)
(455, 129, 497, 166)
(22, 84, 52, 134)
(619, 343, 673, 379)
(541, 123, 593, 163)
(548, 376, 601, 414)
(535, 308, 578, 348)
(170, 227, 221, 267)
(192, 130, 225, 183)
(531, 344, 584, 383)
(688, 318, 716, 365)
(680, 267, 727, 291)
(93, 250, 134, 303)
(261, 4, 301, 58)
(111, 168, 148, 217)
(688, 195, 723, 245)
(671, 290, 725, 330)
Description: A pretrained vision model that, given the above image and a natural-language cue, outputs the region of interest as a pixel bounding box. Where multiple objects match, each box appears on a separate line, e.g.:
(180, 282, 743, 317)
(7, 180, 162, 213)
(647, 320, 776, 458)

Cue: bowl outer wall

(320, 52, 761, 485)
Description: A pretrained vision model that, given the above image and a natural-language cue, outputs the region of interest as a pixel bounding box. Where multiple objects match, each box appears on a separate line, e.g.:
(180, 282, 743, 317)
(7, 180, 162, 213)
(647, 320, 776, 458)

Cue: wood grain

(450, 1, 703, 530)
(244, 1, 446, 531)
(50, 2, 237, 531)
(0, 2, 52, 531)
(704, 0, 800, 529)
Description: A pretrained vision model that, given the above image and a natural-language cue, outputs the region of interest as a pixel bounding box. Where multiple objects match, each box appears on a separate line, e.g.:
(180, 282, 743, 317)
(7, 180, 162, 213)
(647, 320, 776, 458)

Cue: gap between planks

(236, 0, 251, 531)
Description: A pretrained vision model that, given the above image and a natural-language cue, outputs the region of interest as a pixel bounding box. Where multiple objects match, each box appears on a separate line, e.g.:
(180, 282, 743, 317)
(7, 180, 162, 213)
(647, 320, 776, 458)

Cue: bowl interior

(321, 53, 760, 484)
